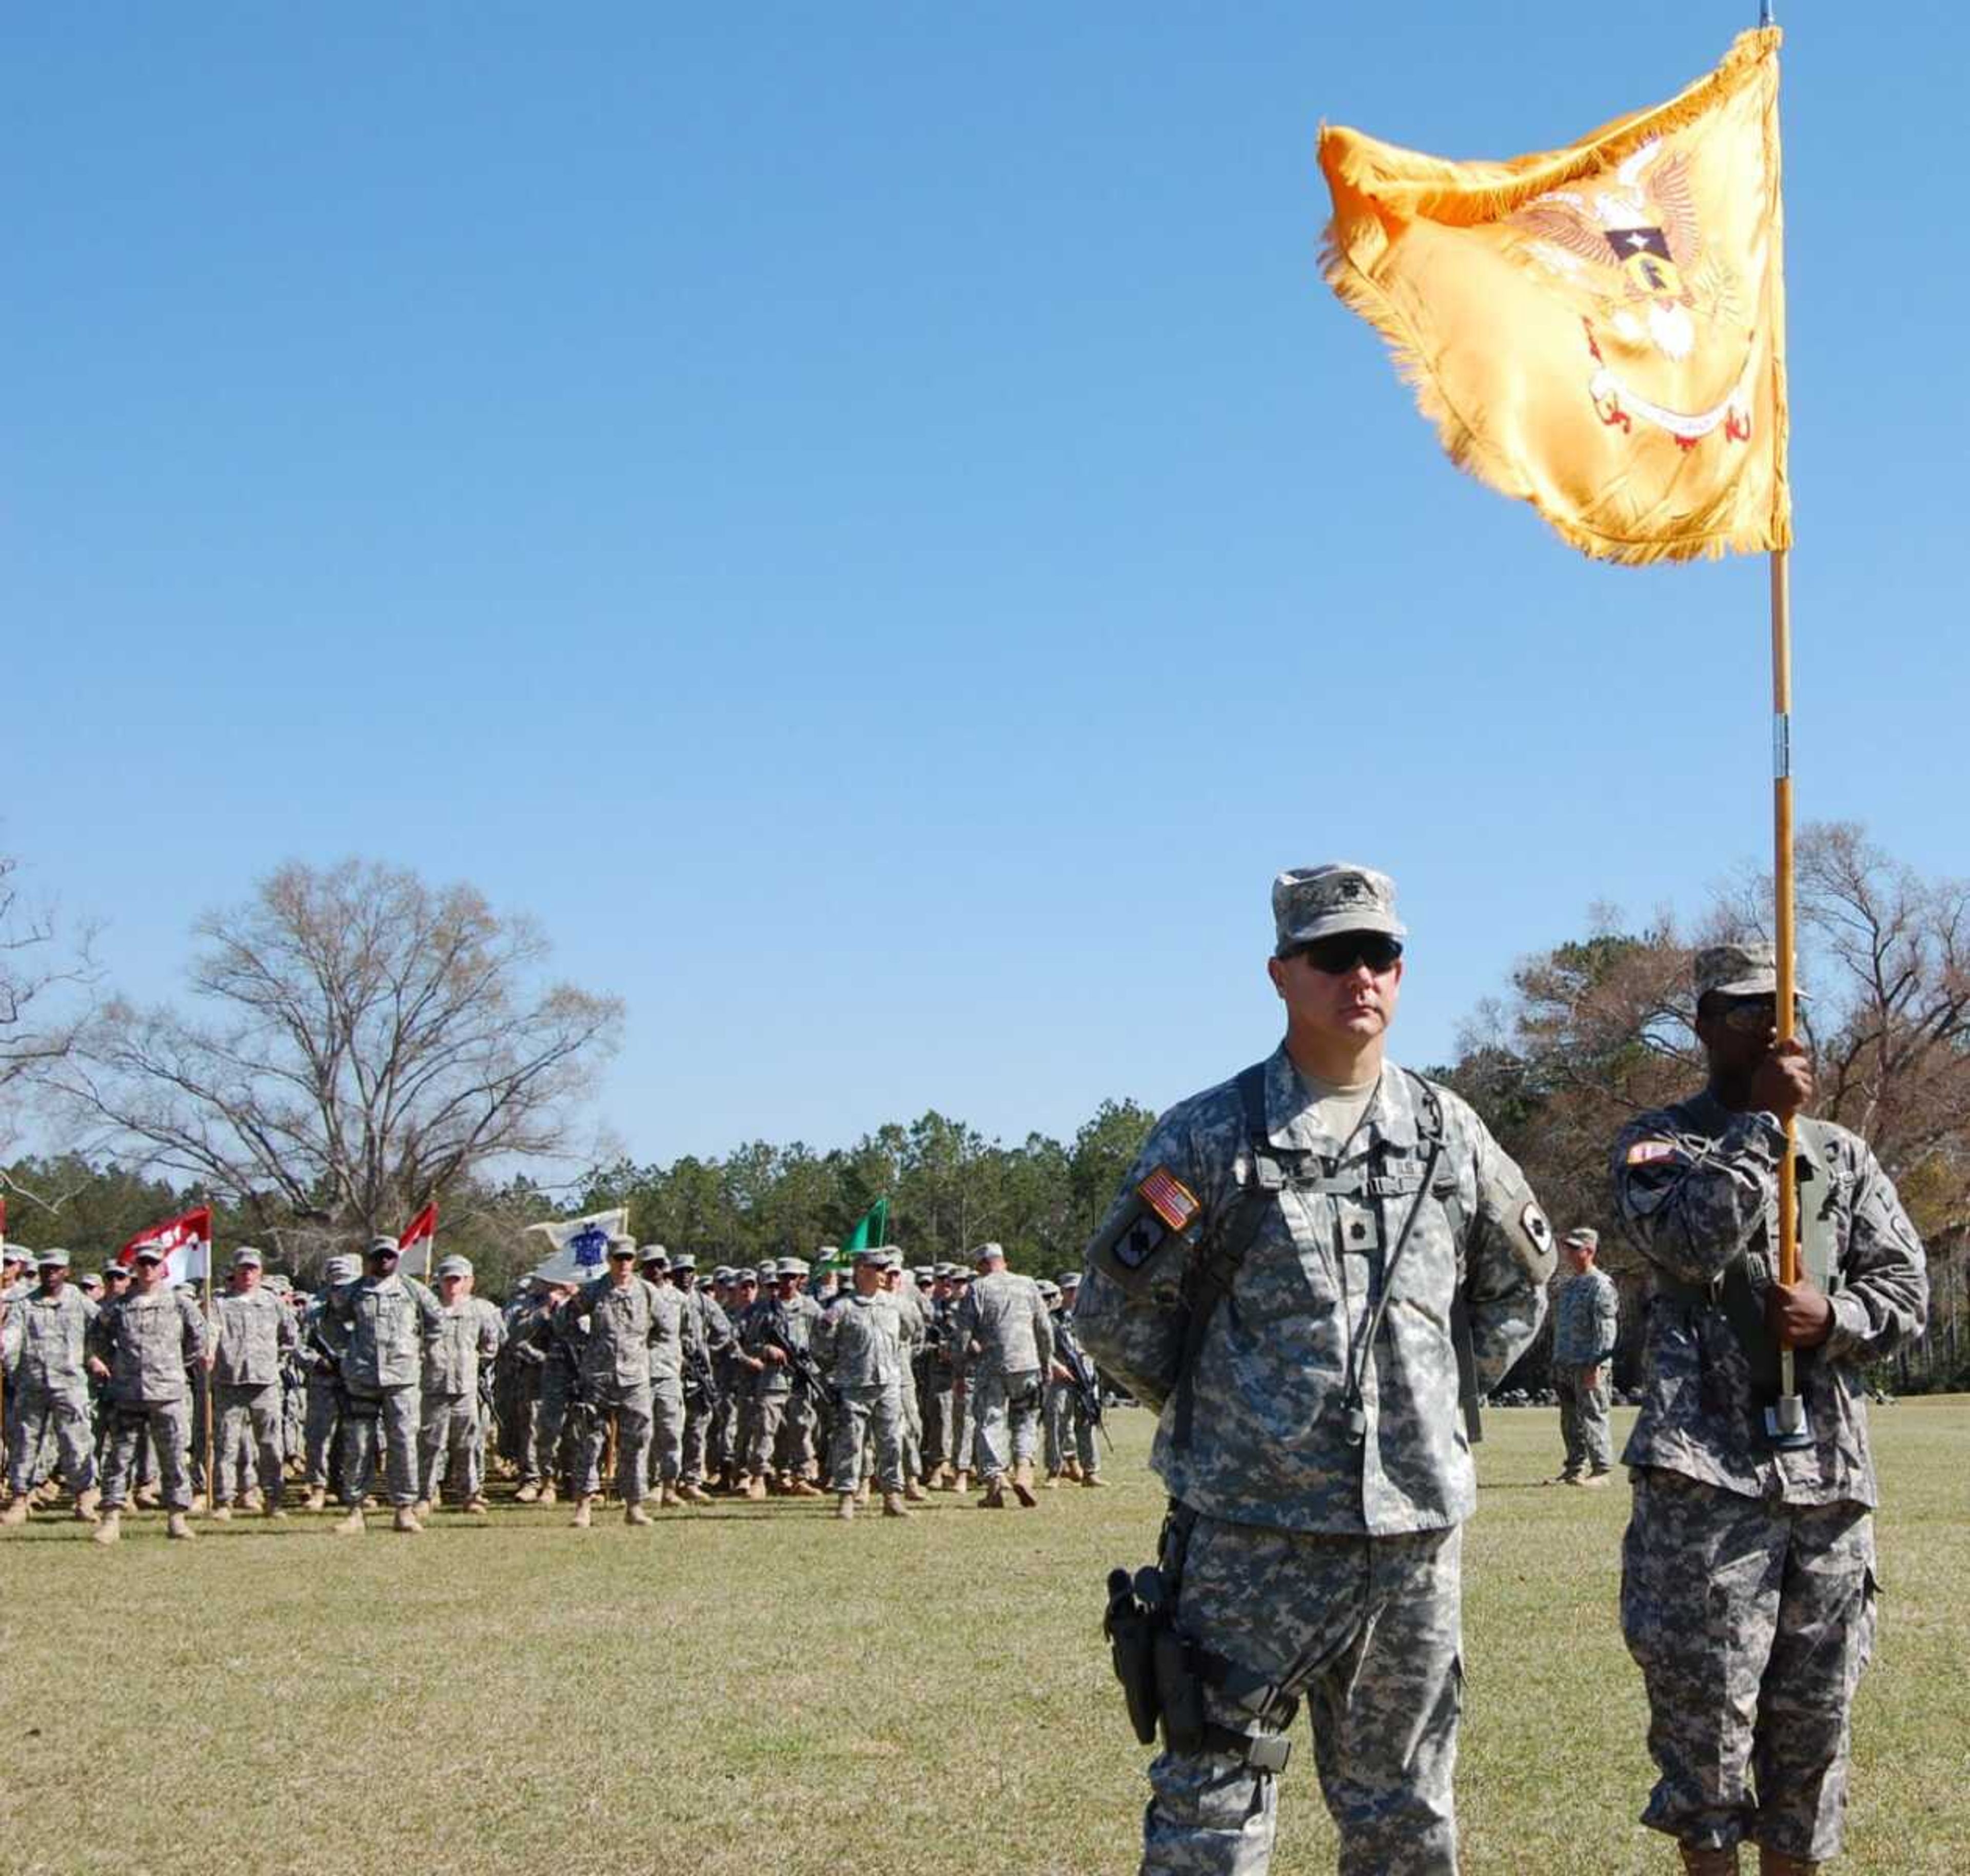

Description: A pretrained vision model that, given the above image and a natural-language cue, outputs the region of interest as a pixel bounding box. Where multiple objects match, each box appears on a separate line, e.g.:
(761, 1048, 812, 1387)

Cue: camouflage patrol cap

(712, 1266, 734, 1282)
(755, 1260, 777, 1279)
(1272, 863, 1406, 954)
(1057, 1270, 1081, 1290)
(853, 1246, 889, 1267)
(264, 1273, 293, 1293)
(669, 1252, 697, 1272)
(325, 1255, 360, 1283)
(1693, 941, 1797, 1002)
(637, 1244, 669, 1269)
(34, 1246, 71, 1268)
(608, 1233, 640, 1259)
(435, 1254, 472, 1279)
(131, 1243, 166, 1263)
(231, 1247, 264, 1270)
(1563, 1228, 1599, 1251)
(365, 1235, 401, 1260)
(735, 1269, 760, 1287)
(0, 1246, 23, 1265)
(776, 1256, 810, 1278)
(971, 1241, 1006, 1268)
(1036, 1279, 1061, 1301)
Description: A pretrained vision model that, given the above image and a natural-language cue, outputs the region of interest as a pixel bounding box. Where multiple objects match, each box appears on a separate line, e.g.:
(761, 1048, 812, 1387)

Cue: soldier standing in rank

(1046, 1270, 1107, 1489)
(879, 1251, 931, 1501)
(2, 1249, 101, 1527)
(1547, 1227, 1620, 1488)
(300, 1255, 357, 1512)
(954, 1241, 1052, 1510)
(1076, 864, 1553, 1876)
(673, 1253, 728, 1504)
(417, 1254, 505, 1516)
(719, 1268, 761, 1492)
(323, 1236, 443, 1536)
(502, 1278, 553, 1499)
(737, 1258, 823, 1498)
(208, 1248, 297, 1520)
(1612, 943, 1928, 1876)
(944, 1265, 978, 1493)
(569, 1234, 665, 1528)
(919, 1266, 959, 1488)
(815, 1246, 913, 1522)
(91, 1242, 213, 1545)
(634, 1246, 690, 1509)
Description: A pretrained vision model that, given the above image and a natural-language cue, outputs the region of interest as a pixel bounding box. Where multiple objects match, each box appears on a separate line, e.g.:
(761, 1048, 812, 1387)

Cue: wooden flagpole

(202, 1211, 218, 1511)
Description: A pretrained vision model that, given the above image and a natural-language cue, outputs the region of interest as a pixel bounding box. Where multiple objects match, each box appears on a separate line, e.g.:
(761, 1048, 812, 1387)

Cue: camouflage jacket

(92, 1286, 211, 1406)
(425, 1296, 505, 1396)
(1612, 1089, 1928, 1507)
(1075, 1046, 1550, 1536)
(1551, 1267, 1619, 1367)
(2, 1284, 98, 1397)
(324, 1274, 443, 1392)
(814, 1293, 903, 1389)
(740, 1292, 822, 1396)
(954, 1269, 1053, 1378)
(575, 1275, 673, 1391)
(211, 1287, 298, 1388)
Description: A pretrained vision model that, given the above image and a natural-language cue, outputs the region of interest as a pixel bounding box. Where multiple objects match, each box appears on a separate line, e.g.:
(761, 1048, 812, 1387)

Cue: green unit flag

(842, 1197, 889, 1253)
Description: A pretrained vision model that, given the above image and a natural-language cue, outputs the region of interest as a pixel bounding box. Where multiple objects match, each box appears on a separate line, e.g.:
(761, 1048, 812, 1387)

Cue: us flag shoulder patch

(1137, 1166, 1200, 1234)
(1626, 1140, 1679, 1167)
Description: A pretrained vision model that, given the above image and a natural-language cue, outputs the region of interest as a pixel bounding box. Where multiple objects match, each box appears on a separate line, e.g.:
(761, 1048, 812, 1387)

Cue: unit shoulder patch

(1625, 1139, 1681, 1167)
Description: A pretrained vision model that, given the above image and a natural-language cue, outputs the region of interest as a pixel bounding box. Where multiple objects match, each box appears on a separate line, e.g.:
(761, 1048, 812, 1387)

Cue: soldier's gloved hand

(1765, 1278, 1834, 1350)
(1749, 1037, 1815, 1122)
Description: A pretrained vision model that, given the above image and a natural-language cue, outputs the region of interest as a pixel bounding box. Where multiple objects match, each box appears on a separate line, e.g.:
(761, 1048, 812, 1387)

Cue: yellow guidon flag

(1318, 28, 1788, 565)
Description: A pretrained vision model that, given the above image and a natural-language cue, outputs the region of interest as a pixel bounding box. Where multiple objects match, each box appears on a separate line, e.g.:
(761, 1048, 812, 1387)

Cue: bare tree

(0, 850, 97, 1155)
(55, 860, 624, 1240)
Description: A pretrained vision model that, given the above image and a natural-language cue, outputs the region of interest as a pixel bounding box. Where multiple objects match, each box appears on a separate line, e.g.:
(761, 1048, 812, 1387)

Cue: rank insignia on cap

(1626, 1140, 1679, 1167)
(1137, 1167, 1200, 1234)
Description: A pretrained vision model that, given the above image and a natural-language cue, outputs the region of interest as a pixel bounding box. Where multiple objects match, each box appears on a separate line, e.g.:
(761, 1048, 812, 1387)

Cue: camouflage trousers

(102, 1398, 195, 1512)
(681, 1386, 714, 1484)
(303, 1375, 343, 1490)
(5, 1386, 96, 1499)
(214, 1381, 285, 1507)
(419, 1391, 482, 1504)
(897, 1364, 922, 1479)
(341, 1387, 421, 1509)
(1044, 1377, 1098, 1475)
(1622, 1467, 1877, 1863)
(535, 1366, 592, 1490)
(648, 1376, 683, 1486)
(921, 1373, 956, 1470)
(1555, 1363, 1613, 1476)
(1144, 1516, 1463, 1876)
(573, 1385, 651, 1502)
(951, 1377, 977, 1474)
(829, 1383, 904, 1494)
(969, 1369, 1041, 1482)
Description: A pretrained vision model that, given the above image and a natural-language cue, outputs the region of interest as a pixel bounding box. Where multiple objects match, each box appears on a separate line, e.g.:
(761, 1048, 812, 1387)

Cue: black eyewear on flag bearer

(1282, 934, 1404, 976)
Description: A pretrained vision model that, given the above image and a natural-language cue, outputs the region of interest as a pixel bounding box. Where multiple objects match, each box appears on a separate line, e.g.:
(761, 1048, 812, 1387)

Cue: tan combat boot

(333, 1506, 366, 1535)
(881, 1492, 912, 1519)
(412, 1498, 432, 1520)
(745, 1473, 767, 1501)
(1, 1497, 29, 1528)
(538, 1480, 558, 1506)
(659, 1483, 682, 1508)
(210, 1504, 232, 1521)
(835, 1493, 855, 1522)
(624, 1502, 652, 1527)
(73, 1488, 101, 1524)
(678, 1482, 711, 1505)
(242, 1487, 263, 1512)
(1757, 1851, 1820, 1875)
(1065, 1458, 1084, 1483)
(1679, 1846, 1740, 1875)
(393, 1506, 423, 1534)
(92, 1509, 122, 1546)
(263, 1499, 288, 1520)
(1011, 1462, 1038, 1508)
(463, 1496, 489, 1514)
(303, 1486, 327, 1513)
(855, 1481, 872, 1506)
(952, 1469, 971, 1496)
(514, 1480, 541, 1504)
(978, 1478, 1007, 1510)
(902, 1479, 928, 1504)
(1043, 1470, 1062, 1491)
(1081, 1472, 1109, 1489)
(569, 1497, 593, 1529)
(166, 1512, 196, 1540)
(1581, 1470, 1613, 1490)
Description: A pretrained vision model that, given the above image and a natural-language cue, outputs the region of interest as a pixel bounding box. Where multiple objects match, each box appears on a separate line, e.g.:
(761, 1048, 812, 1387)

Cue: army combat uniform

(1550, 1250, 1619, 1480)
(93, 1277, 211, 1519)
(2, 1263, 100, 1517)
(1078, 1041, 1550, 1876)
(322, 1267, 443, 1512)
(813, 1283, 907, 1505)
(1613, 1084, 1926, 1866)
(420, 1273, 505, 1508)
(209, 1267, 298, 1513)
(573, 1268, 668, 1509)
(953, 1251, 1052, 1503)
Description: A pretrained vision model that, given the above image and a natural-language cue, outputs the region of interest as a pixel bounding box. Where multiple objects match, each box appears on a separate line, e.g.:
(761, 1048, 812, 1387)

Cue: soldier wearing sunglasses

(1611, 943, 1927, 1876)
(1076, 862, 1555, 1876)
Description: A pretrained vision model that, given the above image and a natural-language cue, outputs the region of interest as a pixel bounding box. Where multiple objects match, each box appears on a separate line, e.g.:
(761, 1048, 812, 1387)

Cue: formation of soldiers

(0, 1231, 1109, 1540)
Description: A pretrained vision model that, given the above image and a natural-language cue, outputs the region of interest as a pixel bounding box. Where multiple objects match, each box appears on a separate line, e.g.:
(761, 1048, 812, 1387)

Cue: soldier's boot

(304, 1486, 328, 1513)
(242, 1487, 264, 1512)
(92, 1509, 123, 1546)
(166, 1512, 196, 1541)
(1081, 1472, 1109, 1489)
(678, 1482, 712, 1505)
(134, 1487, 162, 1510)
(1, 1497, 30, 1527)
(514, 1481, 541, 1505)
(836, 1492, 856, 1522)
(1678, 1846, 1740, 1875)
(263, 1499, 288, 1520)
(332, 1507, 366, 1535)
(952, 1469, 971, 1496)
(855, 1482, 872, 1506)
(978, 1478, 1007, 1510)
(1581, 1469, 1613, 1490)
(1011, 1462, 1039, 1508)
(799, 1478, 827, 1500)
(569, 1496, 593, 1529)
(659, 1483, 682, 1508)
(902, 1479, 929, 1504)
(73, 1488, 101, 1524)
(210, 1504, 232, 1521)
(412, 1498, 432, 1520)
(1043, 1470, 1062, 1490)
(1756, 1852, 1819, 1875)
(1065, 1458, 1084, 1482)
(463, 1497, 490, 1515)
(745, 1473, 767, 1500)
(538, 1480, 558, 1507)
(393, 1507, 423, 1535)
(881, 1492, 912, 1519)
(624, 1502, 652, 1527)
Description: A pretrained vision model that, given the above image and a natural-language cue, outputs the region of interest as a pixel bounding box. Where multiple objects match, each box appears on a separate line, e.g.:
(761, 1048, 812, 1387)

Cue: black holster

(1105, 1568, 1161, 1745)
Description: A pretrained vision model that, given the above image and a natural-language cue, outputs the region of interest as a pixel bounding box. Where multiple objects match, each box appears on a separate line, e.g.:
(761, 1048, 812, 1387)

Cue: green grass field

(3, 1401, 1963, 1876)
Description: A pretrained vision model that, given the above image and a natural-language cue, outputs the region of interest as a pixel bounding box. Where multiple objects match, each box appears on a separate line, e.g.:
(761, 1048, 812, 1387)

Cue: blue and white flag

(524, 1207, 628, 1286)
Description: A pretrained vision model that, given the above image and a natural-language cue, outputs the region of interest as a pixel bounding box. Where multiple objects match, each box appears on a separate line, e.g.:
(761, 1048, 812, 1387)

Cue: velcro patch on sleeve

(1626, 1140, 1680, 1167)
(1137, 1166, 1200, 1234)
(1112, 1214, 1170, 1271)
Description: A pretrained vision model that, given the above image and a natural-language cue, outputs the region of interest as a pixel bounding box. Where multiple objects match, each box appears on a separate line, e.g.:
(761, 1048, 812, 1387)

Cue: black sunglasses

(1285, 932, 1404, 975)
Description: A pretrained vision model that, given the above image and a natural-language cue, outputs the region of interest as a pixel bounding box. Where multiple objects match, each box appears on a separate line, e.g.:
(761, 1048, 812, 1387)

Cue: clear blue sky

(5, 4, 1961, 1166)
